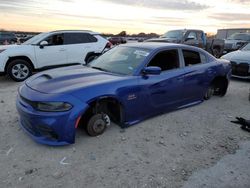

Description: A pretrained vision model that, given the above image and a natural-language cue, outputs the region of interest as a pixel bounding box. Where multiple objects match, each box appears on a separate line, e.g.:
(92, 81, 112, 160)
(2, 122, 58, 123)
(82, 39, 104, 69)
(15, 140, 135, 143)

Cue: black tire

(7, 59, 32, 82)
(213, 48, 220, 58)
(204, 85, 214, 100)
(86, 114, 108, 136)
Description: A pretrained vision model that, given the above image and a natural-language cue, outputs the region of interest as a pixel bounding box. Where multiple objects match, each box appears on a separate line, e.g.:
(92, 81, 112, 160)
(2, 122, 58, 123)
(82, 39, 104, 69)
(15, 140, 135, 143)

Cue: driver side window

(44, 34, 64, 46)
(187, 32, 197, 40)
(147, 50, 180, 72)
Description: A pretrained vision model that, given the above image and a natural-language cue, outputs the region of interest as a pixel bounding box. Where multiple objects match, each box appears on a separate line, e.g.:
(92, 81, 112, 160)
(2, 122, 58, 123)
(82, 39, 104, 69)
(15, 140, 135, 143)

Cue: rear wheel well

(210, 76, 228, 96)
(77, 97, 123, 129)
(5, 56, 34, 72)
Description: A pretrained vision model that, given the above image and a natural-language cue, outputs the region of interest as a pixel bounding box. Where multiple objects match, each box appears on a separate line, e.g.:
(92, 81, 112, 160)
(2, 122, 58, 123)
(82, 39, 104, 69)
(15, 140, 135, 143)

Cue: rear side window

(200, 53, 207, 63)
(64, 33, 97, 44)
(183, 50, 203, 66)
(147, 50, 179, 71)
(88, 34, 98, 42)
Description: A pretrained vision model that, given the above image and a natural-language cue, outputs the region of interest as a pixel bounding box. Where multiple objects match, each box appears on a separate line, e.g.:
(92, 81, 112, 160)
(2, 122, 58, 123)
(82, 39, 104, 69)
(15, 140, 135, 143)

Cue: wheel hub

(92, 119, 106, 133)
(12, 64, 29, 79)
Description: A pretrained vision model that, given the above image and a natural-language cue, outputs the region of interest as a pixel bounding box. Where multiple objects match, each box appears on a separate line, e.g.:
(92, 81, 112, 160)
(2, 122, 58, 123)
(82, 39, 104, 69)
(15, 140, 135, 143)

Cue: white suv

(0, 30, 110, 81)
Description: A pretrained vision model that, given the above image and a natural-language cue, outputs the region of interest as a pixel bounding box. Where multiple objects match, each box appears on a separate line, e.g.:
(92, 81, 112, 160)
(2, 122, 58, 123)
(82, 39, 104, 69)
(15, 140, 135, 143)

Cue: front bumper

(16, 84, 89, 146)
(0, 54, 8, 72)
(231, 62, 250, 79)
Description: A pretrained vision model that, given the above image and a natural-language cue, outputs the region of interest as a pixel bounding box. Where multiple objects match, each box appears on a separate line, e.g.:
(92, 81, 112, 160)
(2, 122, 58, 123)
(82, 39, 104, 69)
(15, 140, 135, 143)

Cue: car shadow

(231, 77, 250, 83)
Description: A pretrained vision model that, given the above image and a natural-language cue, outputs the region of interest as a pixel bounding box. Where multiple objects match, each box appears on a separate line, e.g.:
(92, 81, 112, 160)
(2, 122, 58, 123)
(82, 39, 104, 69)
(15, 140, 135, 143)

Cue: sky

(0, 0, 250, 34)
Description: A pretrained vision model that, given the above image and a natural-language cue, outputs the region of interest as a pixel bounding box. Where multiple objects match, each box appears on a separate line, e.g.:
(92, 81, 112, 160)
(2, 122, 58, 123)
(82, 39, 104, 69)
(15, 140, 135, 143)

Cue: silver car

(221, 43, 250, 79)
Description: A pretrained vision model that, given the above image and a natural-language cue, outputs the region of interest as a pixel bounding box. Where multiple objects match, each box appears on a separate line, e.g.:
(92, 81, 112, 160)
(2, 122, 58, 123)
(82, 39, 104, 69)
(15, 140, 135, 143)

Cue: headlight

(0, 49, 6, 53)
(236, 42, 243, 49)
(36, 102, 72, 112)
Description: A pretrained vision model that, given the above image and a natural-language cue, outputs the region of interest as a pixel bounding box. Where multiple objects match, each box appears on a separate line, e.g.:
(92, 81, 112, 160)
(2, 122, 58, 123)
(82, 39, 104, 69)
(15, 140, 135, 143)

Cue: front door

(140, 49, 185, 114)
(34, 33, 68, 68)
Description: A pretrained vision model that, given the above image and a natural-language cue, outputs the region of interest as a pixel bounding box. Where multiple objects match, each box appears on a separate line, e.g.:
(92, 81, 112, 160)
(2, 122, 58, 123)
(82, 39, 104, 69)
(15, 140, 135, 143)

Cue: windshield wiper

(91, 66, 109, 72)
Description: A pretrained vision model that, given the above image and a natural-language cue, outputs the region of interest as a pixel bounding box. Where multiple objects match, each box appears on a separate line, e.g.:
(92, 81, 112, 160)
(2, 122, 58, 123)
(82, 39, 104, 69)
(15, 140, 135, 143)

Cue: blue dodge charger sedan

(16, 43, 231, 145)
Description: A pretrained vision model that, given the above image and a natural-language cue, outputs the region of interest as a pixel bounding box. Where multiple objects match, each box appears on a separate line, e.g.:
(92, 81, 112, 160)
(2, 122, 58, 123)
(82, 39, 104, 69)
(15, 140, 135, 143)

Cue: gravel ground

(0, 76, 249, 188)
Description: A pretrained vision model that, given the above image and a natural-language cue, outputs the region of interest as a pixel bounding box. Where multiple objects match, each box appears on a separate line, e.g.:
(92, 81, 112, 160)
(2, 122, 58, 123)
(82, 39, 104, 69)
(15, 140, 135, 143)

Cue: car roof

(233, 32, 250, 35)
(48, 30, 100, 35)
(121, 42, 197, 50)
(166, 29, 203, 32)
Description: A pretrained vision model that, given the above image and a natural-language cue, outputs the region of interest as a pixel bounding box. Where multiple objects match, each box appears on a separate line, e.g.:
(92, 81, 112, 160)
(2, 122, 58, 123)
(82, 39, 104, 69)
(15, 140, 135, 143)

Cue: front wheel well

(5, 56, 34, 72)
(77, 97, 123, 129)
(210, 76, 228, 96)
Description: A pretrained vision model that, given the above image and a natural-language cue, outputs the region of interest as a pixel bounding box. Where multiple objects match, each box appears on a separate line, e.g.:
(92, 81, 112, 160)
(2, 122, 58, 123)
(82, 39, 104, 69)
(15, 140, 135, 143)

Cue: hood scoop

(25, 65, 121, 94)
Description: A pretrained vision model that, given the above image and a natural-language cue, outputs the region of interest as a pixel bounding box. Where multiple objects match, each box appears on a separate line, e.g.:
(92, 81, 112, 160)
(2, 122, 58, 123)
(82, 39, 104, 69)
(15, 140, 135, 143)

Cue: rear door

(140, 49, 186, 114)
(64, 32, 98, 64)
(181, 49, 209, 101)
(34, 33, 68, 68)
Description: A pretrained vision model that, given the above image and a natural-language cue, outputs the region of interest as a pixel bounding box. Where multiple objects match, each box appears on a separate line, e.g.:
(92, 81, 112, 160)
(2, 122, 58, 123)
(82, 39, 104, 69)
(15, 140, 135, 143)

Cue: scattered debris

(6, 147, 13, 156)
(52, 171, 65, 179)
(182, 169, 187, 175)
(60, 157, 70, 165)
(0, 100, 4, 103)
(89, 154, 96, 161)
(159, 140, 166, 146)
(145, 138, 150, 142)
(25, 168, 37, 175)
(194, 144, 203, 151)
(231, 117, 250, 132)
(121, 137, 126, 141)
(18, 177, 23, 181)
(180, 132, 188, 137)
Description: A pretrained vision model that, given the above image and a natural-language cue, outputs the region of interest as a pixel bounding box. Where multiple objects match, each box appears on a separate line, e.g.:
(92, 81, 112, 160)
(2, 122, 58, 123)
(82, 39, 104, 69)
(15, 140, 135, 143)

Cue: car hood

(146, 38, 179, 43)
(25, 65, 124, 94)
(221, 50, 250, 62)
(0, 44, 20, 50)
(225, 39, 246, 44)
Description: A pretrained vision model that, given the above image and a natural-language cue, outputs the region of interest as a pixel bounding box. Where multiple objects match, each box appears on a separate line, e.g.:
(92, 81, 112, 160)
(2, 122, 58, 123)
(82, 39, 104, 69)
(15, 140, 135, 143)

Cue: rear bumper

(16, 85, 89, 146)
(232, 75, 250, 79)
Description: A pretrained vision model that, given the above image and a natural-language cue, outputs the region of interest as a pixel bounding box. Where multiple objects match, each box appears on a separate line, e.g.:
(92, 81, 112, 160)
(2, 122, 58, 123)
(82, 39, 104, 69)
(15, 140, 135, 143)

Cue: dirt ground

(0, 76, 249, 188)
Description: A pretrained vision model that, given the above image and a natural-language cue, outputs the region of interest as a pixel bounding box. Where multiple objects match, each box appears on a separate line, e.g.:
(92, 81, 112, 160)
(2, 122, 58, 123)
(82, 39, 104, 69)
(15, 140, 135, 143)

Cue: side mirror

(143, 66, 161, 75)
(39, 41, 48, 49)
(185, 37, 195, 42)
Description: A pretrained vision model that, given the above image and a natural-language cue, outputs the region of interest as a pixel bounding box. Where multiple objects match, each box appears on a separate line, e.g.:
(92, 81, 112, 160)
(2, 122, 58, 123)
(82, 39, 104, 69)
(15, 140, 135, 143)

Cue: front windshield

(23, 32, 48, 45)
(162, 30, 185, 39)
(227, 33, 250, 41)
(241, 43, 250, 51)
(89, 46, 151, 75)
